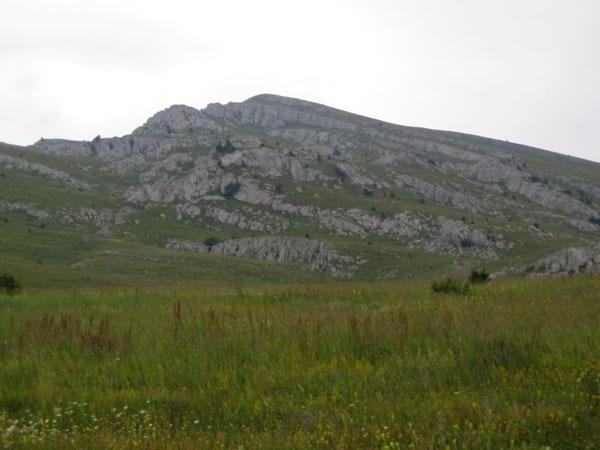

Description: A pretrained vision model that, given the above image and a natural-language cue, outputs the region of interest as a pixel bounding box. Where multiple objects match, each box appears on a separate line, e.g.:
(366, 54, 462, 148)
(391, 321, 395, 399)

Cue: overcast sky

(1, 0, 599, 162)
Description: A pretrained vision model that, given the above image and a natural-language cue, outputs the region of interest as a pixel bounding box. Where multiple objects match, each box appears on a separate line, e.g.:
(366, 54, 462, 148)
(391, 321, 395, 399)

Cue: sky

(1, 0, 599, 162)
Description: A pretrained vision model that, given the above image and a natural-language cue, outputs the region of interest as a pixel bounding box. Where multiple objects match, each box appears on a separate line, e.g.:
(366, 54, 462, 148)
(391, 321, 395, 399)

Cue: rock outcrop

(394, 174, 483, 212)
(532, 246, 600, 275)
(167, 236, 364, 277)
(0, 154, 89, 189)
(0, 200, 132, 233)
(8, 92, 598, 280)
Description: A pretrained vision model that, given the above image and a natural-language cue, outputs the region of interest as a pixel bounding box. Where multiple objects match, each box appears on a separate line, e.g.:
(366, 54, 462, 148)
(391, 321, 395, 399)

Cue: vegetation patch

(469, 268, 491, 284)
(0, 272, 20, 295)
(203, 236, 222, 249)
(215, 139, 237, 154)
(0, 277, 599, 448)
(432, 277, 471, 295)
(223, 182, 241, 199)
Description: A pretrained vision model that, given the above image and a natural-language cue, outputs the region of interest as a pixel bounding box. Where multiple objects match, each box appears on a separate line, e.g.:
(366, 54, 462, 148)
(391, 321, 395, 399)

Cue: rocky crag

(2, 94, 599, 280)
(167, 236, 364, 277)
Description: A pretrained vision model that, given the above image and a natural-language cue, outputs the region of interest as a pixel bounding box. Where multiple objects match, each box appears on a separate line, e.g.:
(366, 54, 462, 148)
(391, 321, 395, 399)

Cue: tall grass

(0, 277, 599, 448)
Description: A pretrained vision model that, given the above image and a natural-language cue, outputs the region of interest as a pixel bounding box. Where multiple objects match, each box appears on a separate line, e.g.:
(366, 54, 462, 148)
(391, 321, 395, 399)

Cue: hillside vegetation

(0, 276, 599, 448)
(1, 94, 600, 285)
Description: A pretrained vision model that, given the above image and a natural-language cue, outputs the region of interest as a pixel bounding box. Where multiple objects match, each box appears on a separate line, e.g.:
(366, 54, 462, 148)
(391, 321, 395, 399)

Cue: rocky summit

(1, 94, 599, 286)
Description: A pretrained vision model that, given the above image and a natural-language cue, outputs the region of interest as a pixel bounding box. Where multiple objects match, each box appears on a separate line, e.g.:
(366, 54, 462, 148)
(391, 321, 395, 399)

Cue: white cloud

(0, 0, 598, 162)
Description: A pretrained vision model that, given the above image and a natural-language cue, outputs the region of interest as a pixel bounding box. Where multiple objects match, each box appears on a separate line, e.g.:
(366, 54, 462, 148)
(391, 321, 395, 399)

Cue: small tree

(203, 236, 221, 249)
(460, 238, 475, 249)
(215, 139, 237, 154)
(469, 268, 490, 284)
(0, 272, 21, 295)
(223, 182, 241, 199)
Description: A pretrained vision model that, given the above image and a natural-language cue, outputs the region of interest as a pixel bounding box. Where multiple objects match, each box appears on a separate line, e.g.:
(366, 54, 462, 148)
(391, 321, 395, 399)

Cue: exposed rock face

(449, 160, 595, 216)
(34, 135, 202, 162)
(204, 94, 360, 134)
(493, 245, 600, 278)
(10, 92, 599, 279)
(394, 174, 483, 212)
(569, 219, 600, 233)
(33, 139, 91, 157)
(125, 156, 227, 203)
(133, 105, 222, 135)
(532, 246, 600, 275)
(414, 216, 508, 259)
(0, 200, 51, 220)
(261, 199, 505, 257)
(0, 200, 132, 232)
(333, 162, 387, 188)
(166, 236, 364, 277)
(0, 154, 89, 189)
(175, 203, 290, 232)
(31, 93, 599, 220)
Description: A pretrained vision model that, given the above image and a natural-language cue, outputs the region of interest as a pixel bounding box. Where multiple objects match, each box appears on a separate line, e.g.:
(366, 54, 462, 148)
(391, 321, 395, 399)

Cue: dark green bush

(362, 188, 374, 197)
(469, 268, 491, 284)
(0, 272, 21, 295)
(223, 182, 241, 199)
(216, 139, 237, 154)
(432, 278, 471, 295)
(203, 236, 222, 249)
(460, 238, 474, 248)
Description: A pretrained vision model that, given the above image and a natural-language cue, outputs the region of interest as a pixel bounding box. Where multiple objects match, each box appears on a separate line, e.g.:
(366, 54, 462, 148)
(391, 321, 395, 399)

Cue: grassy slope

(0, 276, 599, 448)
(0, 139, 596, 286)
(0, 143, 327, 287)
(0, 210, 326, 289)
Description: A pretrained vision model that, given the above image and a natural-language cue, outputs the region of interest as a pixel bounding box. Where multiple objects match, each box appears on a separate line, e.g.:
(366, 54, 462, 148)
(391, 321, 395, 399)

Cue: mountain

(1, 94, 599, 288)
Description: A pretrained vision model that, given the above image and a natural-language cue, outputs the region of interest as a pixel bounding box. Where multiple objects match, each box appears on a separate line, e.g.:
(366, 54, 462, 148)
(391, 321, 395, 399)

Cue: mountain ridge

(1, 93, 599, 287)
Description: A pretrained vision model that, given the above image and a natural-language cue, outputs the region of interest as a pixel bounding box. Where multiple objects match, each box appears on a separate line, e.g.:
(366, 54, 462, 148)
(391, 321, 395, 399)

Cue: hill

(1, 94, 599, 287)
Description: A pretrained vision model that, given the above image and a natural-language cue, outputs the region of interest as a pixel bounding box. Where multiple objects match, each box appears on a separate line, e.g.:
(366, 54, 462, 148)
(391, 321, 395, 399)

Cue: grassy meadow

(0, 276, 599, 448)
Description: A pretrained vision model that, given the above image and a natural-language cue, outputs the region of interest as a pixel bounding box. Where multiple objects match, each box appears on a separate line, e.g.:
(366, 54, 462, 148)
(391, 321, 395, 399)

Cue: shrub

(460, 238, 475, 248)
(469, 269, 490, 284)
(203, 236, 221, 249)
(0, 272, 21, 295)
(334, 166, 347, 180)
(362, 188, 375, 197)
(223, 182, 241, 199)
(216, 139, 237, 154)
(432, 278, 471, 295)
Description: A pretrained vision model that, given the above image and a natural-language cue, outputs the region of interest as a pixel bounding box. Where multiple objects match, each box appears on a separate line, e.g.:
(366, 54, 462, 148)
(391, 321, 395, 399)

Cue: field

(0, 276, 599, 449)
